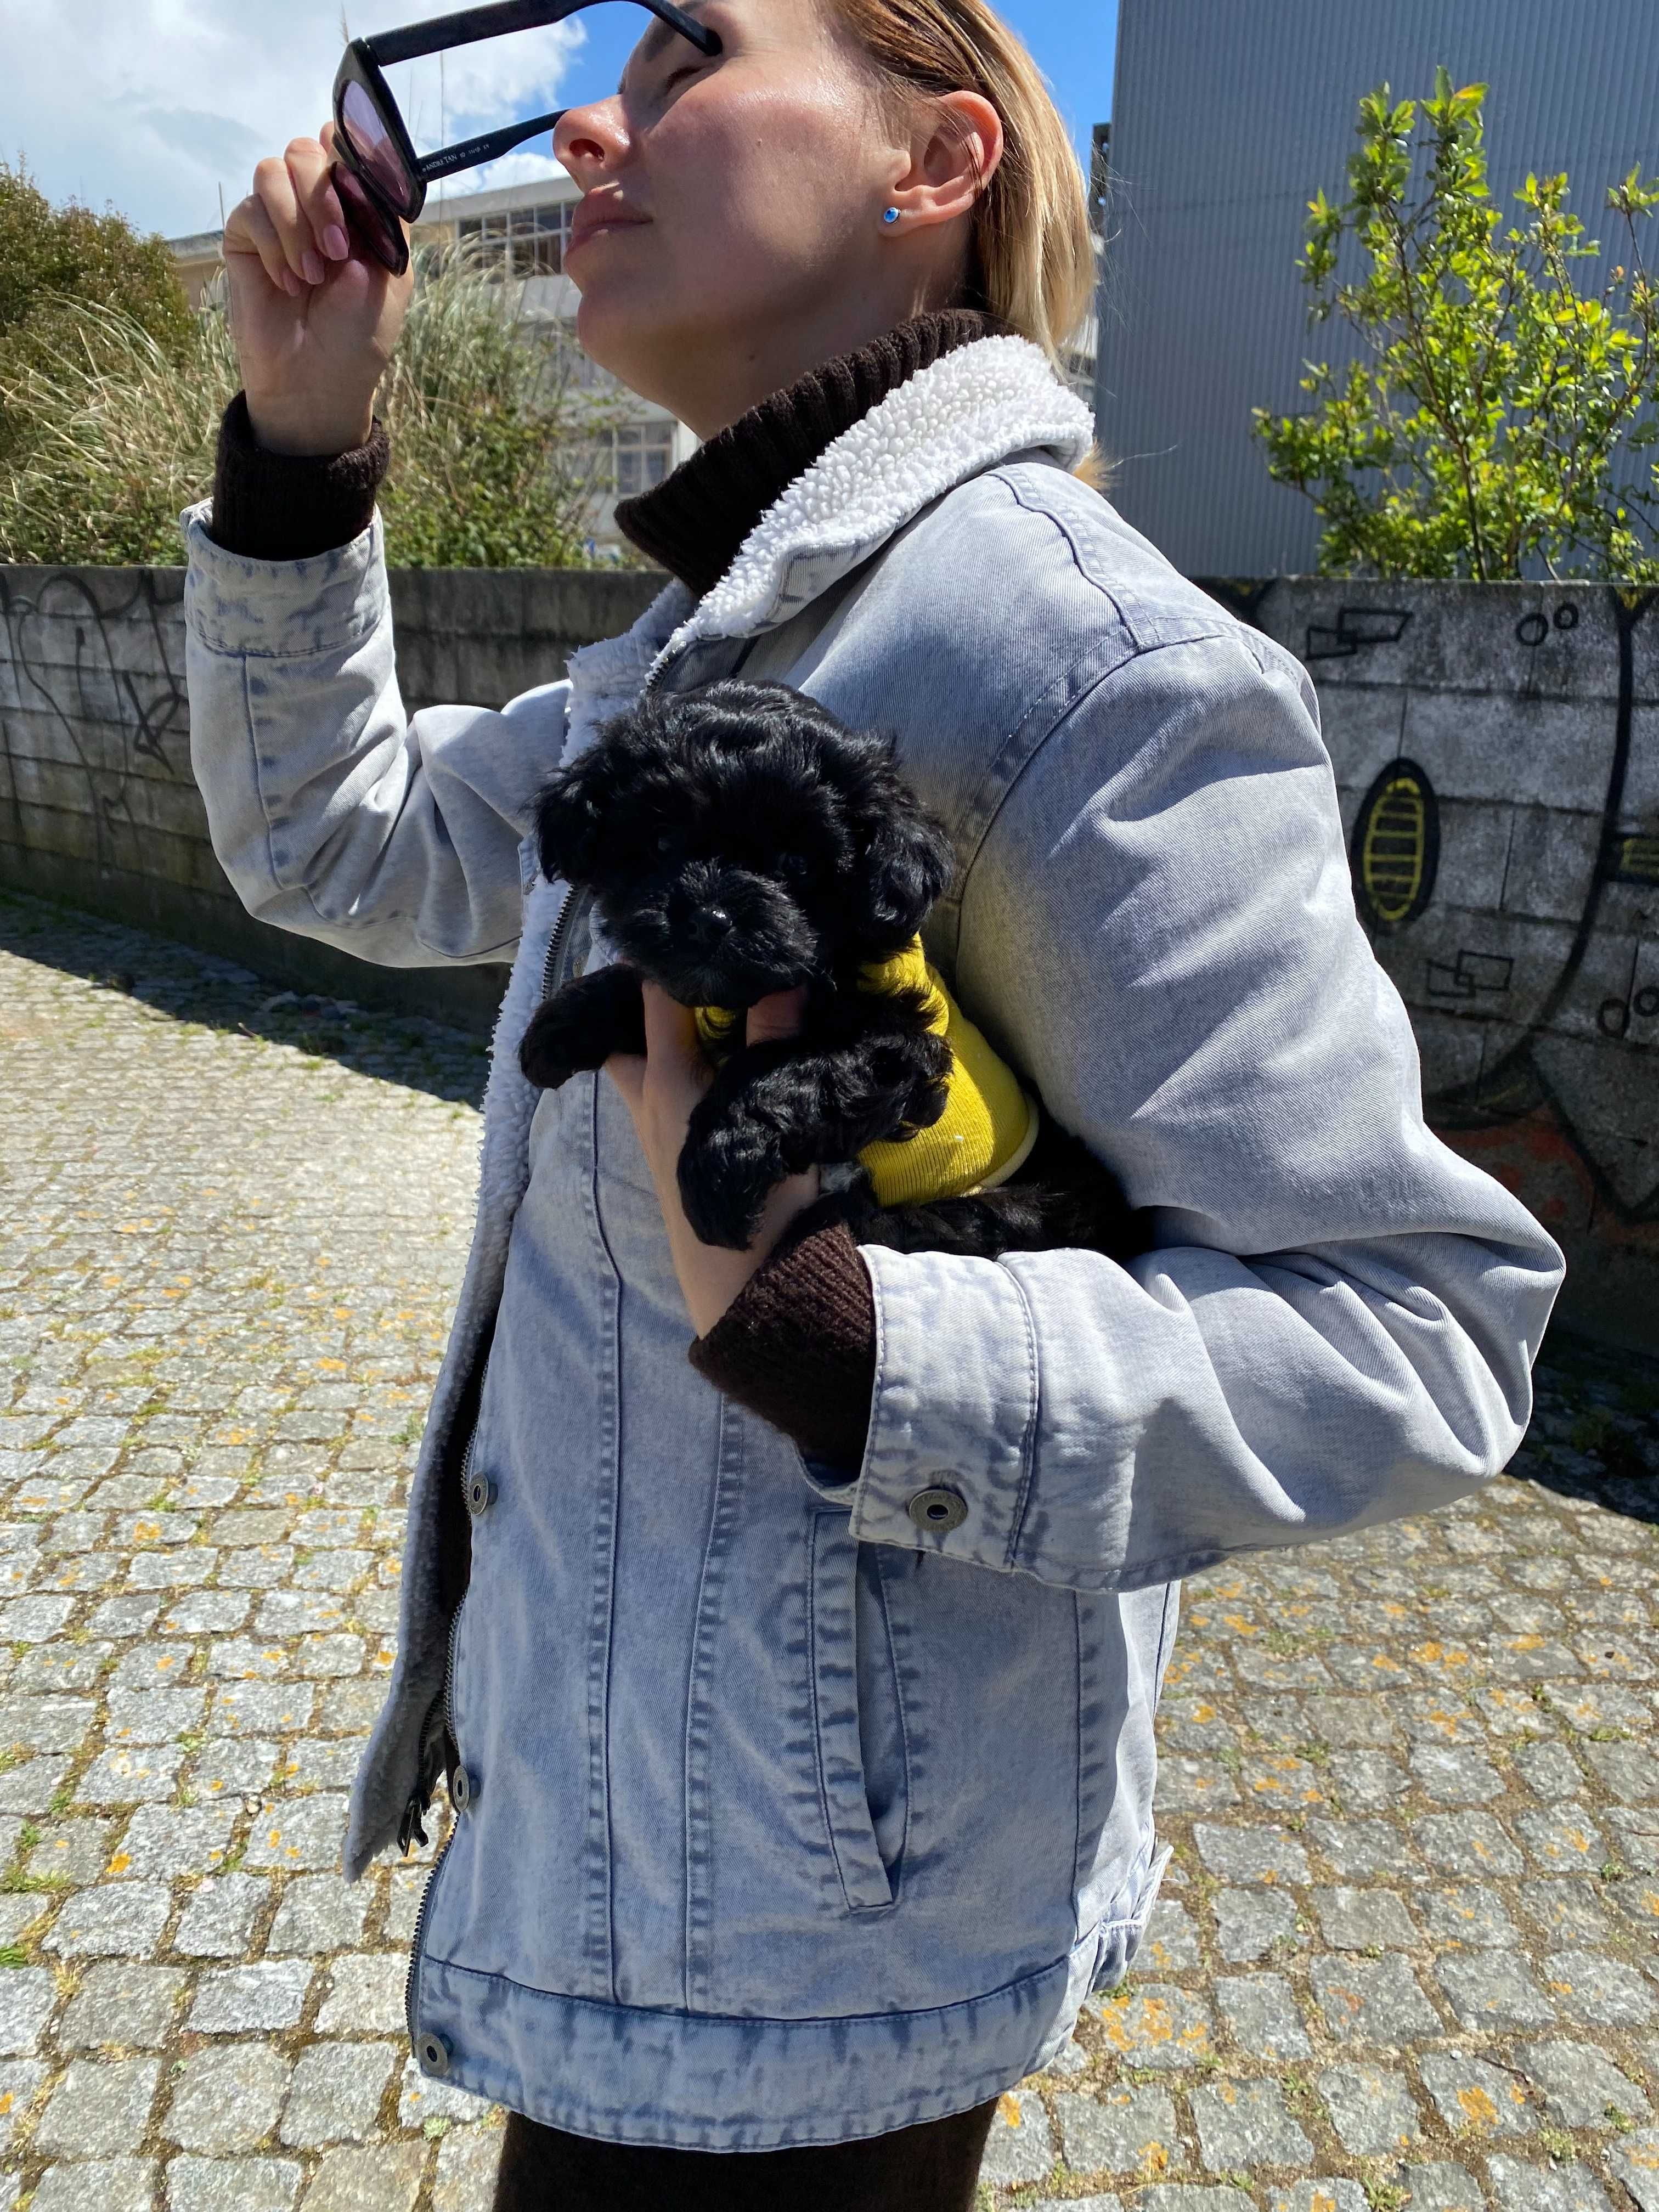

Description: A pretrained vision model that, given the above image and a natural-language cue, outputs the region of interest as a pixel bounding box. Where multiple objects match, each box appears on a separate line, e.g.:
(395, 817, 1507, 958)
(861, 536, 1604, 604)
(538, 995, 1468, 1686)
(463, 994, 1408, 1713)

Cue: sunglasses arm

(416, 111, 567, 180)
(369, 0, 719, 67)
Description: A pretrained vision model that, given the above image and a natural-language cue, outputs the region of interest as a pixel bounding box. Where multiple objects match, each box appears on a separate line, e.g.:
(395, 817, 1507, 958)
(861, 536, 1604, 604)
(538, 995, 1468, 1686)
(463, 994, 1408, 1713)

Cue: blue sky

(0, 0, 1117, 244)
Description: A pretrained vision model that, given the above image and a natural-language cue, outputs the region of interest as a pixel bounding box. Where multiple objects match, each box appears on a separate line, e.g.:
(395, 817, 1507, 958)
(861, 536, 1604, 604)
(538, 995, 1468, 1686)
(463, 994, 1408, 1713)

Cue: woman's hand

(604, 980, 821, 1338)
(222, 123, 415, 458)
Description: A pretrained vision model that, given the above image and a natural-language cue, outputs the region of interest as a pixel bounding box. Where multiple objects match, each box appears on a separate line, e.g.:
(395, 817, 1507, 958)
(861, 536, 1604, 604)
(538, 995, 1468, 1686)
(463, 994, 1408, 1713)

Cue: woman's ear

(855, 811, 956, 952)
(535, 756, 608, 886)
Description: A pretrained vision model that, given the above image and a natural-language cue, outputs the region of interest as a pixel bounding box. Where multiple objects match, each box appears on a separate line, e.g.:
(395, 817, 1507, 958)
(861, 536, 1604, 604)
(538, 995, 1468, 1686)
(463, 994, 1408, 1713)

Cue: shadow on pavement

(0, 888, 488, 1110)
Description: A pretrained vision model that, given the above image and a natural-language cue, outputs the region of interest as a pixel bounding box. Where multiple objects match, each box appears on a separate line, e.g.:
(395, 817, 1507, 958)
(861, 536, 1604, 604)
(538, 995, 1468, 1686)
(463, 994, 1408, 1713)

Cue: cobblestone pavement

(1, 889, 1656, 2212)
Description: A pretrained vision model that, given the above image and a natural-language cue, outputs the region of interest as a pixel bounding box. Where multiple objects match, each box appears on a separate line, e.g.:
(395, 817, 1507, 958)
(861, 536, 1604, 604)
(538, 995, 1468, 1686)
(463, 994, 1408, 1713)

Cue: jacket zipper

(540, 882, 576, 1003)
(401, 1361, 488, 2048)
(404, 878, 572, 2051)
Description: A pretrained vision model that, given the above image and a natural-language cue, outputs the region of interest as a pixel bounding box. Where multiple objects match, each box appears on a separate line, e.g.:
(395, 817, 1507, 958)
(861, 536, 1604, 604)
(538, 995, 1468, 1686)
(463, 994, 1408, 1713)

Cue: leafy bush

(1252, 71, 1659, 580)
(0, 157, 194, 455)
(0, 237, 634, 568)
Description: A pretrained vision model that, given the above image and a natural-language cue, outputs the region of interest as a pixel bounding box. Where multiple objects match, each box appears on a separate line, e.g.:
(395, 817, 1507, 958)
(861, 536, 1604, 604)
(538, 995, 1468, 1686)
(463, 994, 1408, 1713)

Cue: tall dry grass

(0, 240, 633, 567)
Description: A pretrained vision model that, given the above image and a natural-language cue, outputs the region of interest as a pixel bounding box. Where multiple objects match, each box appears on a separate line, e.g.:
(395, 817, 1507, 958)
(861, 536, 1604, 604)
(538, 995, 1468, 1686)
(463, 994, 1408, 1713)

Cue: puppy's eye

(655, 828, 677, 855)
(777, 854, 810, 883)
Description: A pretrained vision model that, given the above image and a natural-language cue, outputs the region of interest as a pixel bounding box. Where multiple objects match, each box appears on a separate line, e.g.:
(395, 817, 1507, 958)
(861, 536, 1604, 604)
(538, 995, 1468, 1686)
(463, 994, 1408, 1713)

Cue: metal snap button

(451, 1767, 476, 1812)
(416, 2029, 450, 2076)
(466, 1472, 495, 1518)
(907, 1485, 968, 1533)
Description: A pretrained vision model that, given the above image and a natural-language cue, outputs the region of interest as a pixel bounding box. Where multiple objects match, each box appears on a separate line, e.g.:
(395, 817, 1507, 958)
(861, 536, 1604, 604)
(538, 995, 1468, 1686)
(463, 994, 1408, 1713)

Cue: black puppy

(518, 678, 1138, 1260)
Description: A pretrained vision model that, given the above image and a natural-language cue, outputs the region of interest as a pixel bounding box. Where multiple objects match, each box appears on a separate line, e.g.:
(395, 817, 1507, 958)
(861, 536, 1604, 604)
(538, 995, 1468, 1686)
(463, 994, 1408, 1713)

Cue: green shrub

(0, 238, 634, 568)
(1252, 71, 1659, 580)
(0, 156, 193, 461)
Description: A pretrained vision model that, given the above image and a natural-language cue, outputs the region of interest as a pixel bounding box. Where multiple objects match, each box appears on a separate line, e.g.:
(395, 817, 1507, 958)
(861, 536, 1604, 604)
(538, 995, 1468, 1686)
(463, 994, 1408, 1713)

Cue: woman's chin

(574, 293, 690, 403)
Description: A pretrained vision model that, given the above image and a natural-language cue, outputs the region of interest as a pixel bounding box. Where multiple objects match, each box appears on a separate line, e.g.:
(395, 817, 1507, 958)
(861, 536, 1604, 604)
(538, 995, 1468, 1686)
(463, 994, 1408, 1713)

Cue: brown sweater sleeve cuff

(687, 1220, 876, 1474)
(208, 391, 390, 561)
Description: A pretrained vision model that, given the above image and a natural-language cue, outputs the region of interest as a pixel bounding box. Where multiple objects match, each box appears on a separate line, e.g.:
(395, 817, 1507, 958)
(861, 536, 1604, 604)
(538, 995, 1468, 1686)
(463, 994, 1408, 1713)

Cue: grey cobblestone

(1418, 2051, 1536, 2137)
(187, 1960, 314, 2033)
(1485, 2151, 1614, 2210)
(166, 2155, 304, 2211)
(37, 2056, 160, 2155)
(431, 2128, 503, 2211)
(30, 2160, 156, 2212)
(59, 1963, 187, 2050)
(298, 2142, 424, 2210)
(1189, 2078, 1312, 2169)
(279, 2045, 399, 2149)
(4, 899, 1658, 2210)
(1054, 2085, 1176, 2179)
(1316, 2064, 1425, 2156)
(1515, 2039, 1653, 2128)
(165, 2045, 294, 2154)
(978, 2089, 1054, 2186)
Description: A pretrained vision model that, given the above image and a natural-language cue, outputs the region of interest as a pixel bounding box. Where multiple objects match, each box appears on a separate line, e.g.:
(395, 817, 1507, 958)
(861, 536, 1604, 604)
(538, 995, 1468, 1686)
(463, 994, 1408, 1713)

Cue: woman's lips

(568, 203, 650, 253)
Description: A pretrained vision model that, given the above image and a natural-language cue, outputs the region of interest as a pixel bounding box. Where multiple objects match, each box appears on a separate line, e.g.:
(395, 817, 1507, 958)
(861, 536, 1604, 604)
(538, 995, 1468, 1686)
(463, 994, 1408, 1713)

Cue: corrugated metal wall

(1097, 1, 1659, 575)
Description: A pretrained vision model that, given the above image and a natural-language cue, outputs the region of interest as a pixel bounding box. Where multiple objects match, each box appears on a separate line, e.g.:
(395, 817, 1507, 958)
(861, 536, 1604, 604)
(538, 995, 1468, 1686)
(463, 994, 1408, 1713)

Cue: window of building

(575, 420, 676, 500)
(616, 421, 675, 498)
(458, 200, 573, 279)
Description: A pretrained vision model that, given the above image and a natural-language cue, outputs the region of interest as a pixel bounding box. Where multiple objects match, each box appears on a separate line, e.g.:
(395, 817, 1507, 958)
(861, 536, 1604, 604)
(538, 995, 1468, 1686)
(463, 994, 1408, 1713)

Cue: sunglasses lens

(335, 162, 408, 275)
(342, 80, 419, 217)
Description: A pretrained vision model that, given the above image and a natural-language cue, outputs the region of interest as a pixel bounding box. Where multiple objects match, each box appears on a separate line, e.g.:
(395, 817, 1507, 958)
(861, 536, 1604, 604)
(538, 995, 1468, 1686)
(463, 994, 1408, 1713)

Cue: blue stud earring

(882, 206, 900, 224)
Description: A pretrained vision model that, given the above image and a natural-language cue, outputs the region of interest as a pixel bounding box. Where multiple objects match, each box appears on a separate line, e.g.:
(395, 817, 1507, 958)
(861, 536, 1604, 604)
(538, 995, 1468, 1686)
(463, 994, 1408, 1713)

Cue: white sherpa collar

(661, 333, 1093, 654)
(559, 332, 1093, 752)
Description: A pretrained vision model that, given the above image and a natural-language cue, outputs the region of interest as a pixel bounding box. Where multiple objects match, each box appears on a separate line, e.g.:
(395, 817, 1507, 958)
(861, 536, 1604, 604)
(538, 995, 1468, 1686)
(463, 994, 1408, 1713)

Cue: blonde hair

(825, 0, 1098, 375)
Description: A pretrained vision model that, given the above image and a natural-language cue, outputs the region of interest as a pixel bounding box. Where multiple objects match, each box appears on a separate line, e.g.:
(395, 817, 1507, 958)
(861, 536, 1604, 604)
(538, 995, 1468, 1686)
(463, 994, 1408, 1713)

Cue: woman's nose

(552, 97, 628, 178)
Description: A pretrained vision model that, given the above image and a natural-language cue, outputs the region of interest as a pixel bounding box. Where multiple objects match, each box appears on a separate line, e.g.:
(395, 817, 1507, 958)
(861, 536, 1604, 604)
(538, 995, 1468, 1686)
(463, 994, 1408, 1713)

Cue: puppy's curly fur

(518, 678, 1139, 1261)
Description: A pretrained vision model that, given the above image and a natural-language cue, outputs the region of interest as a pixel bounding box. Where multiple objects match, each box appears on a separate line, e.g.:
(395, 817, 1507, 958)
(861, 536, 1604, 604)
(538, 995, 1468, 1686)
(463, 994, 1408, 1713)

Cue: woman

(183, 1, 1564, 2204)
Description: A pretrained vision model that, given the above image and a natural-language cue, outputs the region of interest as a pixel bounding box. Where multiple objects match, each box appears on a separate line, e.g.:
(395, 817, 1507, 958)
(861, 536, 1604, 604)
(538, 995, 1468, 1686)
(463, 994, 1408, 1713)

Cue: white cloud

(0, 0, 587, 239)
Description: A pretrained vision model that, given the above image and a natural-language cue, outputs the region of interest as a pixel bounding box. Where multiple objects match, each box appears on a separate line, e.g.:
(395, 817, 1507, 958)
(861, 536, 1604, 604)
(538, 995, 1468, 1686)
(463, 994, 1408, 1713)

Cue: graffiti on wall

(1204, 578, 1659, 1236)
(0, 568, 188, 877)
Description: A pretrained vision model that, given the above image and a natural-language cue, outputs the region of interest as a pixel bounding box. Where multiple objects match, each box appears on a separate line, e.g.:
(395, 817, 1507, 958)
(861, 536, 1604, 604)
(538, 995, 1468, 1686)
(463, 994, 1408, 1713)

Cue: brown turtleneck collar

(613, 307, 1005, 597)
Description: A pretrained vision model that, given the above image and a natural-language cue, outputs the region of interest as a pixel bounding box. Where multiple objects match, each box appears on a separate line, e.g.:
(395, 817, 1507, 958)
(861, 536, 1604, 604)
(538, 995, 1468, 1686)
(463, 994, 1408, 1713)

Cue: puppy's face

(535, 680, 955, 1006)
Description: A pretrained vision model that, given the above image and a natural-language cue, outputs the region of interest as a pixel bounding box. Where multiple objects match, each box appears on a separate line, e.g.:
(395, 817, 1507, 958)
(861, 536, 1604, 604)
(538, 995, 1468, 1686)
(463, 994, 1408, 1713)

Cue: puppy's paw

(677, 1118, 791, 1250)
(518, 968, 644, 1090)
(518, 997, 591, 1090)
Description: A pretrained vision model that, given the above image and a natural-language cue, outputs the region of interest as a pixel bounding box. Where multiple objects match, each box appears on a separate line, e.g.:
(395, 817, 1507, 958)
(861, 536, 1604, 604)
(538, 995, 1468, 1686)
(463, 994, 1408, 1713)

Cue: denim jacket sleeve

(180, 500, 565, 967)
(823, 624, 1565, 1593)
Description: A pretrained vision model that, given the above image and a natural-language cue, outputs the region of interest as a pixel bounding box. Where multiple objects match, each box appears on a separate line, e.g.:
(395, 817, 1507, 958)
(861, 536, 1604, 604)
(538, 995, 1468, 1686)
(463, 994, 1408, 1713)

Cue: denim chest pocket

(806, 1510, 911, 1912)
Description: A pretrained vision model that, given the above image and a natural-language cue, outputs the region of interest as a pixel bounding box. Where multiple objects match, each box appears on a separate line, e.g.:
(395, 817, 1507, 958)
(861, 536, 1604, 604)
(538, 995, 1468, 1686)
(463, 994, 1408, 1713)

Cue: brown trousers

(490, 2097, 1000, 2211)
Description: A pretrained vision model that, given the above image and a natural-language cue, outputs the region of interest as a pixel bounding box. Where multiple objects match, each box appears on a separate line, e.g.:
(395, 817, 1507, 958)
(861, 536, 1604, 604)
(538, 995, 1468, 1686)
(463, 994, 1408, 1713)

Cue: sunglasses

(331, 0, 723, 276)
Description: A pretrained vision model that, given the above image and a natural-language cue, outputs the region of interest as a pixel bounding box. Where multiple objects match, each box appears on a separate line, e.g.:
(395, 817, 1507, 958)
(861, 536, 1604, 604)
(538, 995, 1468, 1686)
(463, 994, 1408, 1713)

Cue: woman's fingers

(224, 190, 306, 298)
(249, 141, 328, 288)
(288, 134, 352, 265)
(640, 978, 702, 1068)
(744, 985, 808, 1048)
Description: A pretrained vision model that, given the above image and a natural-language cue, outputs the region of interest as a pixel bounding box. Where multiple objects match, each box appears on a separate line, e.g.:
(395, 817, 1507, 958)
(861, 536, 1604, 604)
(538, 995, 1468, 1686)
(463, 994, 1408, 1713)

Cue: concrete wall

(1200, 577, 1658, 1351)
(2, 562, 1652, 1348)
(0, 563, 665, 1035)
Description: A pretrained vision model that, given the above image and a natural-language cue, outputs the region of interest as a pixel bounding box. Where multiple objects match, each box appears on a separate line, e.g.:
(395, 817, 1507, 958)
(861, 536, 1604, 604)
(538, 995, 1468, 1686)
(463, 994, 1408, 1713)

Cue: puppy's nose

(685, 905, 732, 950)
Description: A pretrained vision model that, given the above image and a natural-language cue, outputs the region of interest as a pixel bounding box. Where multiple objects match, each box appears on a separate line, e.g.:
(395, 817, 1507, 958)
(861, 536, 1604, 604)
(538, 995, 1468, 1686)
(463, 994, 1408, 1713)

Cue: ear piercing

(882, 206, 900, 224)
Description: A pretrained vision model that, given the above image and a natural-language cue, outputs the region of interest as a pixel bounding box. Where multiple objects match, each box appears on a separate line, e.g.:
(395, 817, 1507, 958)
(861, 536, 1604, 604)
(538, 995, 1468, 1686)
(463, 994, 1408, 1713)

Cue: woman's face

(552, 0, 940, 431)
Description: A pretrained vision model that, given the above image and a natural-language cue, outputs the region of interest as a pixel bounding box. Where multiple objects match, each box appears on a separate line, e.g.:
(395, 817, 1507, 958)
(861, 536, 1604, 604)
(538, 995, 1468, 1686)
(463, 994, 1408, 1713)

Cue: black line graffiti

(1131, 580, 1656, 1224)
(0, 569, 188, 878)
(1426, 950, 1514, 1000)
(1302, 606, 1414, 663)
(1424, 586, 1658, 1227)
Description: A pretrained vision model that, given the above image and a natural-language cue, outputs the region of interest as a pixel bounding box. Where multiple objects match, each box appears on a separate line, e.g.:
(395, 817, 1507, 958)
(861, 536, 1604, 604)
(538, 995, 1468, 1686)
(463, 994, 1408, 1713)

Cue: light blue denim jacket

(180, 335, 1563, 2151)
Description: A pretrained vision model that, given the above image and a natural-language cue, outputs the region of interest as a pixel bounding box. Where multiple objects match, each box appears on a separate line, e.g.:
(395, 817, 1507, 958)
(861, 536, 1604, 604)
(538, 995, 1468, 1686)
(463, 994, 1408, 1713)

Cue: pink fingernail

(301, 249, 326, 285)
(323, 223, 349, 261)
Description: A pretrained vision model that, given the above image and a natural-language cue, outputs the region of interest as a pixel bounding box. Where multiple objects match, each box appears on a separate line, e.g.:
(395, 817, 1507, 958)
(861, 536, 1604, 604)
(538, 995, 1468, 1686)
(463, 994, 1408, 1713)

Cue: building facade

(1096, 0, 1659, 577)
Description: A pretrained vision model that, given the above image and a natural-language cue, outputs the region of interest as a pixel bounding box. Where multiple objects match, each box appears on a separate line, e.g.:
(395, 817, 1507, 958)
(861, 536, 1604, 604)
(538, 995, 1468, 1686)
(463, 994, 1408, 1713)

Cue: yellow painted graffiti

(1358, 768, 1430, 924)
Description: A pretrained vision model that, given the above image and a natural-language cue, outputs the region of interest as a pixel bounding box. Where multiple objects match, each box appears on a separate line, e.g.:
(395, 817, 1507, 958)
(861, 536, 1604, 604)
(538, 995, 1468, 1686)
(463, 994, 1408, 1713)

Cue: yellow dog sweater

(693, 937, 1039, 1206)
